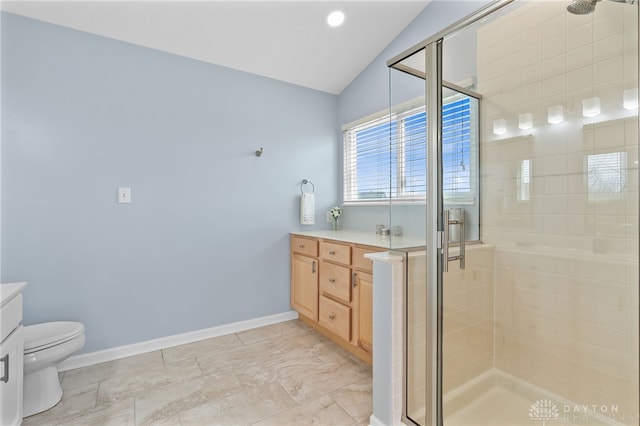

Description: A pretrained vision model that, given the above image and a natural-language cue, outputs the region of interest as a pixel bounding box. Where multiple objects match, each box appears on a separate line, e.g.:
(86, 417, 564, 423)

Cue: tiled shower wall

(406, 246, 495, 419)
(441, 247, 495, 394)
(478, 0, 638, 421)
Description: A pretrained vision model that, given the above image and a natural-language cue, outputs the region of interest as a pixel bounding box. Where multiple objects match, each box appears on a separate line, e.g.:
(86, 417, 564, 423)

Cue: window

(518, 159, 531, 201)
(587, 152, 627, 202)
(343, 95, 477, 204)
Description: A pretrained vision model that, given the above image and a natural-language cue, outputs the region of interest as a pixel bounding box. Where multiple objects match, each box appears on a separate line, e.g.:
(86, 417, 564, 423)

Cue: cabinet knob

(352, 272, 358, 288)
(329, 278, 336, 283)
(329, 250, 336, 255)
(299, 244, 305, 249)
(328, 314, 336, 320)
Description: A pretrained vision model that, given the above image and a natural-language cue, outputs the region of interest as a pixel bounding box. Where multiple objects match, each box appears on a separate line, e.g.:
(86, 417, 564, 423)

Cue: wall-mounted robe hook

(255, 147, 263, 157)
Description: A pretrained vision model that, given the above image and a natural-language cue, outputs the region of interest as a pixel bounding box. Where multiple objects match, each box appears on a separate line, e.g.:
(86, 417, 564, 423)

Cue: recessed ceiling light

(327, 10, 345, 27)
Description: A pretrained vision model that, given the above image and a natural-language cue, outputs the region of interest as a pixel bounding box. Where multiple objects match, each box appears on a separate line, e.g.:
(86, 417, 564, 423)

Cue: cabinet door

(355, 271, 373, 353)
(0, 326, 24, 426)
(291, 253, 318, 321)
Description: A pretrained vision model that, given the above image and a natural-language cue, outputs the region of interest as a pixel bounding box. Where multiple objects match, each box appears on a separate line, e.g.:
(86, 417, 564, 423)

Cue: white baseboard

(369, 414, 385, 426)
(57, 311, 299, 372)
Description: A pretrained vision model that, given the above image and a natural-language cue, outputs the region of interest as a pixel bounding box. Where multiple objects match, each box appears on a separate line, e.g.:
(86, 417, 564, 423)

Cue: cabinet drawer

(319, 261, 351, 302)
(352, 246, 382, 272)
(291, 236, 318, 257)
(319, 296, 351, 342)
(320, 241, 350, 265)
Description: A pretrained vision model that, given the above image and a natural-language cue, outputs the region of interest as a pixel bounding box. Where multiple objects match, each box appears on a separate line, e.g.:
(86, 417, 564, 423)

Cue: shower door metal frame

(427, 39, 444, 426)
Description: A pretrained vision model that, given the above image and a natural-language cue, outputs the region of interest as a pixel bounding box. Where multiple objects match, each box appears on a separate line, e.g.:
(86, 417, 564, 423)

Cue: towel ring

(301, 179, 315, 194)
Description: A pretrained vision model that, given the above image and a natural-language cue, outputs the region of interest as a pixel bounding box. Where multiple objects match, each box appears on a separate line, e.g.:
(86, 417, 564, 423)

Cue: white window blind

(397, 107, 427, 199)
(343, 96, 476, 204)
(442, 97, 476, 202)
(343, 116, 397, 201)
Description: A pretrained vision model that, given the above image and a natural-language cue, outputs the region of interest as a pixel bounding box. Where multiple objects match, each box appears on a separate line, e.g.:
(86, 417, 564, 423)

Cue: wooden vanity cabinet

(290, 234, 382, 365)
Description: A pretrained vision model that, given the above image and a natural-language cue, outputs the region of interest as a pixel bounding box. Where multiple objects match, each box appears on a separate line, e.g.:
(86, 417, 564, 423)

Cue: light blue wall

(337, 0, 492, 235)
(1, 1, 494, 354)
(1, 12, 339, 353)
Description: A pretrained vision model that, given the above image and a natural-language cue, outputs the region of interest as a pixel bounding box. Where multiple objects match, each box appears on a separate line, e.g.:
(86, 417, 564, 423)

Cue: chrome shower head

(567, 0, 599, 14)
(567, 0, 637, 14)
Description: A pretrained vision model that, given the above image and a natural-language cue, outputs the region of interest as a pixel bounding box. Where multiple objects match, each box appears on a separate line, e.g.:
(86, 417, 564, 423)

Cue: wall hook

(255, 147, 263, 157)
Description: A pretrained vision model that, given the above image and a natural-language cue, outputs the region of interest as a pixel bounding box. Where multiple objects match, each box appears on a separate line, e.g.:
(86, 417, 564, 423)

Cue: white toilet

(22, 321, 85, 417)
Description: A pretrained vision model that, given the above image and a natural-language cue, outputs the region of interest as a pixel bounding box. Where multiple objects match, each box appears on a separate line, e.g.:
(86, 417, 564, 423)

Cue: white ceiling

(1, 0, 430, 94)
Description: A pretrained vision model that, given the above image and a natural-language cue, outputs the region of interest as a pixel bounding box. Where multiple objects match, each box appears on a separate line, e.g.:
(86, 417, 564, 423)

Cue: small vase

(332, 219, 340, 231)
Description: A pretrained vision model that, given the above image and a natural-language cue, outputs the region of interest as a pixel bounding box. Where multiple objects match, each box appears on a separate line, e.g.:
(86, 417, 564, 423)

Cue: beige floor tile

(307, 338, 361, 366)
(136, 414, 181, 426)
(161, 333, 244, 365)
(135, 371, 245, 425)
(97, 359, 202, 405)
(180, 405, 244, 426)
(330, 377, 373, 422)
(51, 398, 135, 426)
(26, 323, 373, 426)
(277, 360, 371, 404)
(179, 382, 296, 425)
(270, 329, 323, 352)
(22, 383, 99, 425)
(236, 320, 310, 345)
(197, 339, 280, 376)
(61, 351, 164, 390)
(252, 394, 356, 426)
(234, 347, 326, 388)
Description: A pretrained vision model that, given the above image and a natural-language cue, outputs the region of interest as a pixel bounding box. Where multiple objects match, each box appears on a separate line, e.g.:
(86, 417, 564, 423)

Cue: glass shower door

(440, 1, 639, 425)
(391, 0, 639, 425)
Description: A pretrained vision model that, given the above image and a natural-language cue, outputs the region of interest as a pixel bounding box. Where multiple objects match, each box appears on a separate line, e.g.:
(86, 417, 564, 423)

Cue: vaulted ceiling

(1, 1, 430, 94)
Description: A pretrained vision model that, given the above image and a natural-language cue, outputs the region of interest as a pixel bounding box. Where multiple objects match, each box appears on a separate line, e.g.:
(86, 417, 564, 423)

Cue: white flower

(329, 206, 342, 219)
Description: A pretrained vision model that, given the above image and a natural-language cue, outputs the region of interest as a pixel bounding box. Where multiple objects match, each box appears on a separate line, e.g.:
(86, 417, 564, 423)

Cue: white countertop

(290, 229, 426, 250)
(0, 282, 27, 308)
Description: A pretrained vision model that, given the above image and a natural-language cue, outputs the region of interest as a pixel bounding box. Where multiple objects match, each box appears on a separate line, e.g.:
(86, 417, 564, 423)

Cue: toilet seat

(24, 321, 85, 354)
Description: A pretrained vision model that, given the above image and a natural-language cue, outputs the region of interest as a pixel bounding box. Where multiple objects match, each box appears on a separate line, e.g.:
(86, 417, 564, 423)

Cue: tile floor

(443, 373, 613, 426)
(23, 320, 372, 426)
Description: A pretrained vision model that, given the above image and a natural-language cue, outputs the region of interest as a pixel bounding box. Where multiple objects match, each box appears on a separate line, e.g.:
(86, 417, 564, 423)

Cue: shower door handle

(443, 209, 465, 272)
(442, 211, 449, 273)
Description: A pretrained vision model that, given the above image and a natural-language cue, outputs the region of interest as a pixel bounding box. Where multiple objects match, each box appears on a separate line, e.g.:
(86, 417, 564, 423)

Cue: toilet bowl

(22, 321, 85, 417)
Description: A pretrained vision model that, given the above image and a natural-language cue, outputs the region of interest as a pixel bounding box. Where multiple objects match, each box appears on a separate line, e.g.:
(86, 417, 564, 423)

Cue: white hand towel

(300, 192, 315, 225)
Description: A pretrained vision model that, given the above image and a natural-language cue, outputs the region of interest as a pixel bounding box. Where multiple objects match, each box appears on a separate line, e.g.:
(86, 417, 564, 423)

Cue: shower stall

(387, 0, 639, 424)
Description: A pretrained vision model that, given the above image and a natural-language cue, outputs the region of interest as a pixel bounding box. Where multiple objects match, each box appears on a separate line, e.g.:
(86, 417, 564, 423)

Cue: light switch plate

(118, 187, 131, 204)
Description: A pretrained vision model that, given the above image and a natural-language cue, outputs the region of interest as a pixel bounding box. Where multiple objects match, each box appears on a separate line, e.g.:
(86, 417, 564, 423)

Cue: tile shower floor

(23, 320, 372, 426)
(444, 373, 615, 426)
